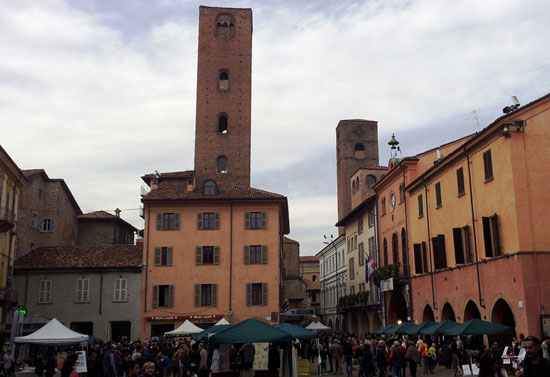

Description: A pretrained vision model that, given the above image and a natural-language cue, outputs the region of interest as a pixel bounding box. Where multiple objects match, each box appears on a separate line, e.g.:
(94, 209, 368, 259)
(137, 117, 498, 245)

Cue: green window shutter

(244, 212, 250, 229)
(214, 213, 220, 229)
(168, 285, 175, 307)
(152, 285, 159, 308)
(167, 247, 173, 266)
(260, 212, 266, 229)
(261, 245, 268, 264)
(214, 247, 220, 265)
(154, 248, 161, 266)
(174, 213, 180, 229)
(212, 284, 218, 307)
(197, 213, 203, 230)
(262, 283, 268, 306)
(246, 284, 251, 306)
(196, 247, 203, 265)
(194, 285, 200, 307)
(244, 246, 250, 265)
(156, 214, 162, 230)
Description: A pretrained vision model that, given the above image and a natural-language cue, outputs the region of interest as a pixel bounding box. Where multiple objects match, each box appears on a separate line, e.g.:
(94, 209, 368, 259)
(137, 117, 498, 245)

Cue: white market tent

(215, 318, 230, 326)
(164, 320, 203, 336)
(306, 322, 331, 331)
(15, 318, 89, 344)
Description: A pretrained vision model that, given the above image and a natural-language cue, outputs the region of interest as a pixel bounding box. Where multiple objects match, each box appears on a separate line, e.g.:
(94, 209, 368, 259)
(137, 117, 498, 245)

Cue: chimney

(187, 175, 195, 192)
(114, 208, 121, 217)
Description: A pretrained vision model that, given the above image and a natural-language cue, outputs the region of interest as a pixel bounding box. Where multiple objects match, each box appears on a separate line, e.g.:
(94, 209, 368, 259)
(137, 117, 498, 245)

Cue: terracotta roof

(142, 173, 286, 201)
(283, 236, 299, 244)
(303, 278, 320, 291)
(14, 245, 142, 271)
(78, 210, 138, 231)
(22, 169, 82, 213)
(299, 256, 319, 262)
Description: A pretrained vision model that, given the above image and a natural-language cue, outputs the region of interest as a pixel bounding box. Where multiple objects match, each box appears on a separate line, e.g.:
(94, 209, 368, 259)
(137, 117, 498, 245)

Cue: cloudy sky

(2, 0, 549, 255)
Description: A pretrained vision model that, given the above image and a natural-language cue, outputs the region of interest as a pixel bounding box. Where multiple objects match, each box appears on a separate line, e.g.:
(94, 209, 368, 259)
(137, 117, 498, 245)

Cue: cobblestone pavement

(306, 361, 478, 377)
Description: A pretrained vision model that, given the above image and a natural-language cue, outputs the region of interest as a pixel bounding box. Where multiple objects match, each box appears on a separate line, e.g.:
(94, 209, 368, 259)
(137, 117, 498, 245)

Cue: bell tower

(193, 6, 252, 186)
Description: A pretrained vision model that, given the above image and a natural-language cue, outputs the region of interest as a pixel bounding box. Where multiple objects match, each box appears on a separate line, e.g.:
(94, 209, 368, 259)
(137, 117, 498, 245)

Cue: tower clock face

(391, 192, 396, 211)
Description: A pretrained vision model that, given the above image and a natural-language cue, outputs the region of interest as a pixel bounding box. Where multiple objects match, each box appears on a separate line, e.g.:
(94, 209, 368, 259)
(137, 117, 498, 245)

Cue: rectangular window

(453, 226, 472, 265)
(368, 236, 376, 259)
(358, 216, 364, 234)
(197, 213, 220, 230)
(194, 284, 217, 307)
(368, 208, 375, 228)
(349, 257, 355, 280)
(76, 278, 89, 302)
(114, 278, 128, 302)
(40, 218, 55, 232)
(246, 283, 267, 306)
(244, 245, 268, 264)
(399, 184, 406, 203)
(245, 212, 266, 229)
(31, 213, 39, 229)
(195, 246, 220, 265)
(350, 285, 355, 295)
(418, 194, 424, 217)
(381, 198, 387, 216)
(156, 213, 180, 230)
(456, 167, 465, 196)
(483, 214, 500, 258)
(483, 150, 494, 181)
(413, 244, 423, 274)
(435, 182, 442, 208)
(432, 234, 447, 270)
(154, 247, 173, 266)
(358, 243, 365, 266)
(38, 280, 52, 304)
(153, 285, 174, 308)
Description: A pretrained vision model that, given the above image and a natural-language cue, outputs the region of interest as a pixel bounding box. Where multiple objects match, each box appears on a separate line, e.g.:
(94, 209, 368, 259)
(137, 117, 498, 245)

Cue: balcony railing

(338, 291, 374, 310)
(0, 207, 16, 231)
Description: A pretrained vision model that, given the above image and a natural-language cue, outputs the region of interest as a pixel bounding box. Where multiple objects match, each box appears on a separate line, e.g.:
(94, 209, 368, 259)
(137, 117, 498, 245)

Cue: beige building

(0, 145, 26, 339)
(282, 237, 306, 310)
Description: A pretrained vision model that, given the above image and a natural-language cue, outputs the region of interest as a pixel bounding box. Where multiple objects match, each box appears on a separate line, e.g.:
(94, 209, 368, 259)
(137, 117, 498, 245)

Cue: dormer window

(204, 181, 217, 195)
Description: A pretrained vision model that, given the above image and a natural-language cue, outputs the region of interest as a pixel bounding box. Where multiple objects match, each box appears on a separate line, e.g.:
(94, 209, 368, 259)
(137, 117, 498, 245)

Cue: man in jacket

(389, 341, 403, 377)
(330, 339, 344, 375)
(515, 336, 550, 377)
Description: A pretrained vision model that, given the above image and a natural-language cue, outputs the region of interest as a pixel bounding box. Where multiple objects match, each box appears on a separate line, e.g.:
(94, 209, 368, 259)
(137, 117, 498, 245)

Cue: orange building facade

(406, 94, 550, 341)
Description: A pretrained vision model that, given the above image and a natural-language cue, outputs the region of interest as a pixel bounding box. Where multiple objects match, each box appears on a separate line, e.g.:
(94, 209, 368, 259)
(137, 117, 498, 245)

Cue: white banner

(380, 278, 394, 292)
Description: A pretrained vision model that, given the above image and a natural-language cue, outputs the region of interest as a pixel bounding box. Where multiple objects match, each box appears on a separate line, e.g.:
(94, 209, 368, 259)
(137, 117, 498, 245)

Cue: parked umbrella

(374, 323, 400, 335)
(441, 319, 512, 336)
(419, 320, 458, 335)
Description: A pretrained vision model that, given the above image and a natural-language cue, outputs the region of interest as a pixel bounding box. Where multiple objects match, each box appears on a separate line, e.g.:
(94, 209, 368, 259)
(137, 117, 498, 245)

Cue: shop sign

(380, 278, 394, 292)
(146, 314, 223, 322)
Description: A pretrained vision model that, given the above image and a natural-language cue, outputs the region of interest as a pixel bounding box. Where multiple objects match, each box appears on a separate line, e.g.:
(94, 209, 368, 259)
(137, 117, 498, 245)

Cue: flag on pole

(366, 256, 376, 283)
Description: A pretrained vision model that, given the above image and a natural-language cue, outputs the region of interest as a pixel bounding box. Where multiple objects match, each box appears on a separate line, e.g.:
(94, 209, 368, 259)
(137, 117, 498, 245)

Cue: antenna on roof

(465, 110, 480, 130)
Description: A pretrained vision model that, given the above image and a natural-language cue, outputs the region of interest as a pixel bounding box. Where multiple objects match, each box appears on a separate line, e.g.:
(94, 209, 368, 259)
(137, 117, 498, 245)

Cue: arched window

(218, 114, 228, 134)
(392, 232, 399, 264)
(217, 156, 227, 173)
(366, 175, 376, 188)
(204, 180, 217, 195)
(219, 70, 229, 90)
(356, 177, 360, 191)
(383, 238, 388, 266)
(215, 14, 235, 38)
(352, 180, 356, 193)
(354, 143, 366, 158)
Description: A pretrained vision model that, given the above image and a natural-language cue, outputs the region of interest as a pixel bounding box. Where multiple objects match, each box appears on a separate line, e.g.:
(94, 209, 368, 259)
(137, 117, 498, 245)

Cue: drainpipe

(144, 206, 151, 312)
(422, 177, 436, 310)
(399, 164, 412, 320)
(374, 197, 386, 327)
(229, 202, 233, 312)
(99, 271, 103, 315)
(464, 146, 484, 308)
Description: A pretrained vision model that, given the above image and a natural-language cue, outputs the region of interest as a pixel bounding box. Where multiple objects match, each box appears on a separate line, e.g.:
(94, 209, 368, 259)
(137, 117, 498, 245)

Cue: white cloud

(1, 0, 549, 255)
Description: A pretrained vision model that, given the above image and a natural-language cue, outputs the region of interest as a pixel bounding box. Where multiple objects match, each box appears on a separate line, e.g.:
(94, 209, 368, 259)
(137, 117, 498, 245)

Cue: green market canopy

(403, 321, 435, 335)
(394, 322, 416, 335)
(375, 323, 400, 335)
(419, 320, 459, 335)
(192, 324, 232, 342)
(209, 318, 293, 344)
(441, 319, 512, 336)
(273, 323, 319, 340)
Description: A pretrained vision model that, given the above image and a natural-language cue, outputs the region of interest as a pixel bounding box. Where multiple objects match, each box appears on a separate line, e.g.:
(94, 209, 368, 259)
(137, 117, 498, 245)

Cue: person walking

(419, 339, 429, 375)
(478, 345, 495, 377)
(330, 339, 344, 375)
(426, 343, 436, 374)
(376, 341, 388, 377)
(389, 341, 403, 377)
(104, 345, 117, 377)
(515, 336, 550, 377)
(343, 338, 354, 377)
(3, 349, 15, 377)
(359, 344, 375, 377)
(405, 342, 420, 377)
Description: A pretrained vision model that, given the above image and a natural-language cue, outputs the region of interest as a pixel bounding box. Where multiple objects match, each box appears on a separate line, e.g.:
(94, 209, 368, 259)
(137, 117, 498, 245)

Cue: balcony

(0, 207, 16, 232)
(372, 263, 410, 285)
(337, 291, 377, 312)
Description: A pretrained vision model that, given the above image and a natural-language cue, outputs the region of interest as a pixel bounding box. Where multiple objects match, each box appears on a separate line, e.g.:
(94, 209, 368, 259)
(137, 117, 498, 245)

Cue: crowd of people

(2, 332, 550, 377)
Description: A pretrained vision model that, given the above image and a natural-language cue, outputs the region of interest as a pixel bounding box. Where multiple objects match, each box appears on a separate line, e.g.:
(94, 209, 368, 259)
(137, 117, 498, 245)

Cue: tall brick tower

(336, 120, 379, 225)
(193, 6, 252, 186)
